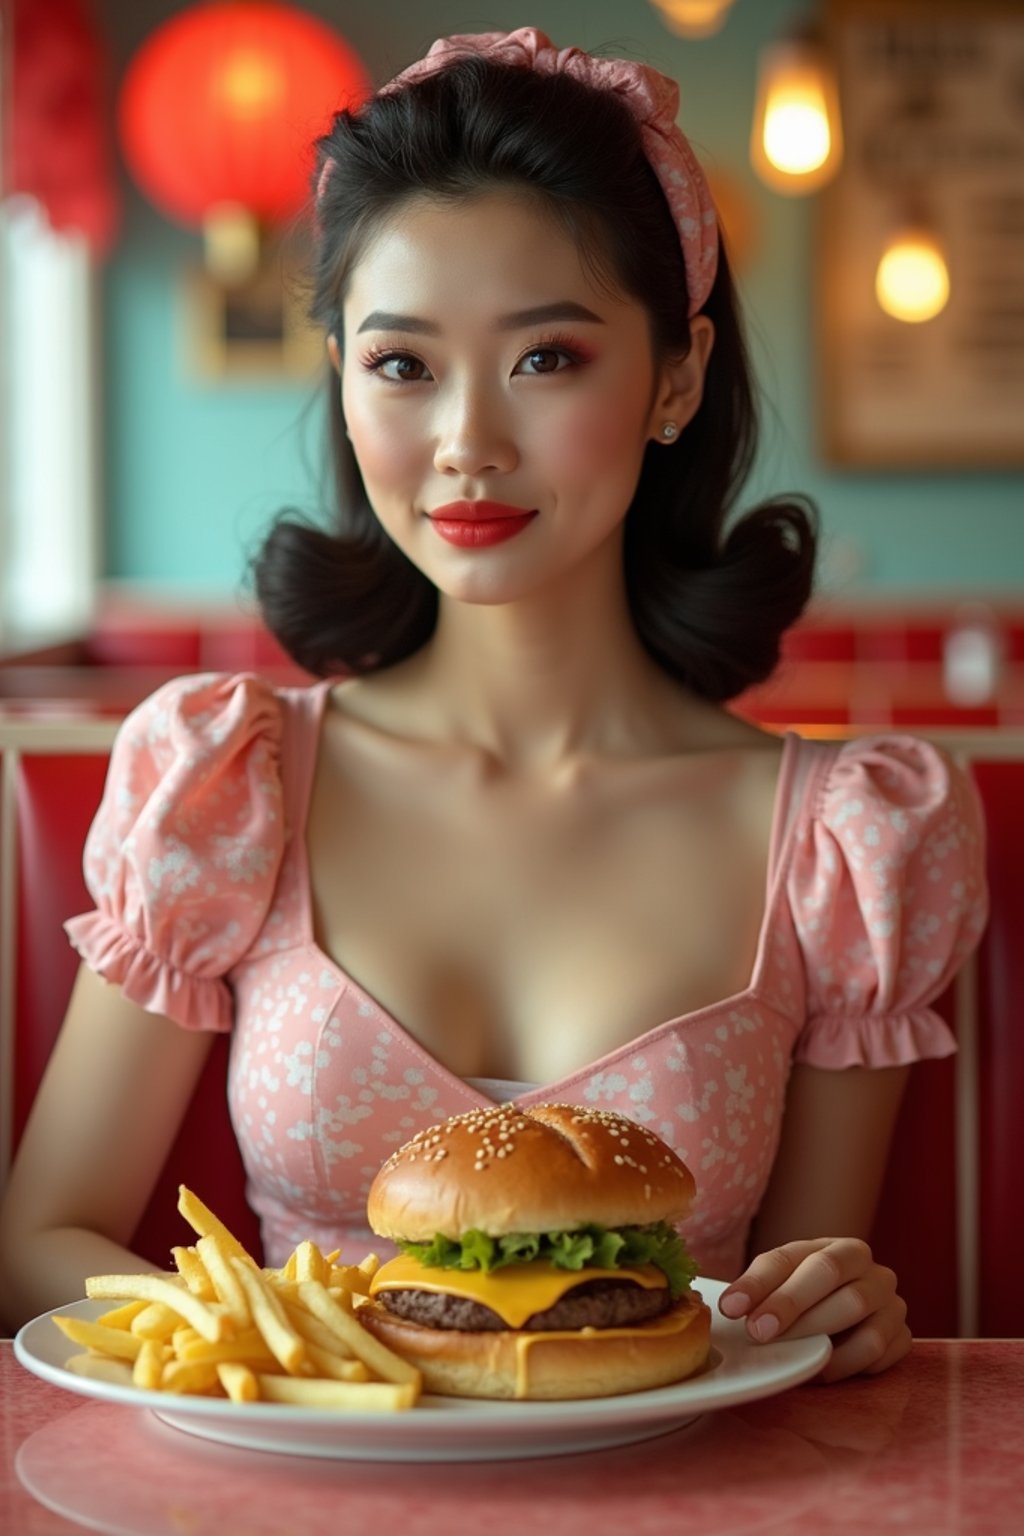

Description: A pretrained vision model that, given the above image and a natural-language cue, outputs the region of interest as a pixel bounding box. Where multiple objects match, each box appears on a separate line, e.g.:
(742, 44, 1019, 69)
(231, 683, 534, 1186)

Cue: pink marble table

(1, 1340, 1021, 1535)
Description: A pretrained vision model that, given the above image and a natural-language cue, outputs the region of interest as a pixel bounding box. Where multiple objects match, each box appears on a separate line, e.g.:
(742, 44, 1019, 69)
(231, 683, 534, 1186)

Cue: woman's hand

(718, 1237, 911, 1384)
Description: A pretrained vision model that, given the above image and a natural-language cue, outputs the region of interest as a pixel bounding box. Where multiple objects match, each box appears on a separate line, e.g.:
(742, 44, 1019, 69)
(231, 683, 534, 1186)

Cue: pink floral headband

(316, 27, 719, 316)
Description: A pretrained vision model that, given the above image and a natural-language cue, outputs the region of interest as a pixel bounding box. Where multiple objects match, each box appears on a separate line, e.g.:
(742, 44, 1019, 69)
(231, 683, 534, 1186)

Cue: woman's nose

(432, 385, 518, 477)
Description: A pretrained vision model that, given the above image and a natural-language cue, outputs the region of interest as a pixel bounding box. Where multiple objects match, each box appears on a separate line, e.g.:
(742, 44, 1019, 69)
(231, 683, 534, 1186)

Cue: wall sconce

(117, 2, 370, 285)
(648, 1, 738, 39)
(875, 222, 951, 324)
(750, 32, 843, 194)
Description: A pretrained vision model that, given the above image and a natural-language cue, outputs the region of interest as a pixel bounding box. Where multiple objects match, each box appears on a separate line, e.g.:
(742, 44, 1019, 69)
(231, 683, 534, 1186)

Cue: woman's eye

(370, 353, 431, 382)
(517, 347, 573, 376)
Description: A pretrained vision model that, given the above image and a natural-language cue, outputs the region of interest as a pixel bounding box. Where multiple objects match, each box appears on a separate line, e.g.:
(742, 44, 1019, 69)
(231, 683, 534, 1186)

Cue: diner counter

(1, 1339, 1022, 1535)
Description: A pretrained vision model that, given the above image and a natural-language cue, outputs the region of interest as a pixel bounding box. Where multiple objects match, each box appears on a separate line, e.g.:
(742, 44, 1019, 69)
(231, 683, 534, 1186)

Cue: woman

(0, 31, 987, 1381)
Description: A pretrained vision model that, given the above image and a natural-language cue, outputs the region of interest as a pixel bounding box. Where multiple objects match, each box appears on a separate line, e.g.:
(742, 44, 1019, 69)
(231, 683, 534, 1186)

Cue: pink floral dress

(66, 674, 988, 1278)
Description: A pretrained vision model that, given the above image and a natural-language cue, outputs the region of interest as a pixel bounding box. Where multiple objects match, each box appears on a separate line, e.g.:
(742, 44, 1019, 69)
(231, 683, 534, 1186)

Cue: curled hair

(252, 55, 816, 700)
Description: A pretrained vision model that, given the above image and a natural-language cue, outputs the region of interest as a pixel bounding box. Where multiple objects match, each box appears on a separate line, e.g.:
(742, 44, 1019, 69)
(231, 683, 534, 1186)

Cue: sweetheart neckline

(281, 684, 818, 1104)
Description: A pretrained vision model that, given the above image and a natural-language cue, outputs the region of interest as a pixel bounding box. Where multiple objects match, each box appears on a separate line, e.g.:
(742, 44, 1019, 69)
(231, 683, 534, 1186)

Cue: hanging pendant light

(118, 2, 370, 281)
(875, 224, 951, 323)
(750, 32, 843, 194)
(649, 1, 738, 38)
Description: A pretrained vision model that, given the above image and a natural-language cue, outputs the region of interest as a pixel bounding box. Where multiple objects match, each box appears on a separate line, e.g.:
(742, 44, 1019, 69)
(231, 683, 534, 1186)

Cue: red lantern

(9, 0, 120, 257)
(118, 2, 371, 229)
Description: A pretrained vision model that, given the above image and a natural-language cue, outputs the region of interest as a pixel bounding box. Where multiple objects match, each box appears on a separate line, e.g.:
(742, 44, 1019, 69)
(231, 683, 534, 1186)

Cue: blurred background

(1, 0, 1023, 724)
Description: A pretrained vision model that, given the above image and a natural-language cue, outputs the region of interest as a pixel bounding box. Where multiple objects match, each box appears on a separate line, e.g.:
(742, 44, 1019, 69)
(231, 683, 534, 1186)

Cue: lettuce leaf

(397, 1221, 698, 1299)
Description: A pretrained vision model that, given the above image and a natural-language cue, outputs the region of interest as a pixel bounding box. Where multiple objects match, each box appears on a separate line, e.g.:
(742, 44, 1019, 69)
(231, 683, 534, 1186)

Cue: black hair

(252, 53, 817, 701)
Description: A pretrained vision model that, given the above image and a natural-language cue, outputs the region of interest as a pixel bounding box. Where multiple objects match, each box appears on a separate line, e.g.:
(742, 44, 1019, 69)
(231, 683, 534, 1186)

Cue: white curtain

(0, 195, 101, 648)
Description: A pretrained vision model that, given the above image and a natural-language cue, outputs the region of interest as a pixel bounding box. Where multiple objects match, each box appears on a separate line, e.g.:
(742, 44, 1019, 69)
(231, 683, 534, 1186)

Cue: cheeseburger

(359, 1103, 711, 1400)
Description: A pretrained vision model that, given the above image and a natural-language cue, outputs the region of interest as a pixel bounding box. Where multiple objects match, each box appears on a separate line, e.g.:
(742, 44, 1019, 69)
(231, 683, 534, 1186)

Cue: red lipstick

(427, 500, 537, 548)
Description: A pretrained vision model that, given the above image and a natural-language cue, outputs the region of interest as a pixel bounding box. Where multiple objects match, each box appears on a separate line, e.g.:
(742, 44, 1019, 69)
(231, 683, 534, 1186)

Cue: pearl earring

(661, 421, 678, 441)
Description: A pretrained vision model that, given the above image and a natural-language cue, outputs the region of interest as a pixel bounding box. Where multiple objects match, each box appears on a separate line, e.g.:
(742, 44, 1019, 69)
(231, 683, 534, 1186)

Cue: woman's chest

(227, 949, 792, 1279)
(303, 740, 785, 1083)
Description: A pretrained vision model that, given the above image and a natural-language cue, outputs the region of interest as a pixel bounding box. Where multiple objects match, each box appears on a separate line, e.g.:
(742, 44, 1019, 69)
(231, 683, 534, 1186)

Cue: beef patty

(377, 1276, 673, 1332)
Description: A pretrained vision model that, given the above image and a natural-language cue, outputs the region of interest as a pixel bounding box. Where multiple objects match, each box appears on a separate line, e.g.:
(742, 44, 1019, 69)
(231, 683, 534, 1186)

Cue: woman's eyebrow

(496, 302, 605, 330)
(355, 310, 433, 336)
(355, 301, 606, 335)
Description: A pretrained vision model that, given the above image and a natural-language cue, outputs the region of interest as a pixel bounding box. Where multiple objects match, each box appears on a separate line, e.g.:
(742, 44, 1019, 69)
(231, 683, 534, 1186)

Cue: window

(0, 196, 100, 650)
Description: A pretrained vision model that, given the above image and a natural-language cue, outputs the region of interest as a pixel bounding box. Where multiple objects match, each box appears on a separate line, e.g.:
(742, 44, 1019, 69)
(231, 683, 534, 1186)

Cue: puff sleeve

(787, 735, 988, 1068)
(64, 672, 286, 1031)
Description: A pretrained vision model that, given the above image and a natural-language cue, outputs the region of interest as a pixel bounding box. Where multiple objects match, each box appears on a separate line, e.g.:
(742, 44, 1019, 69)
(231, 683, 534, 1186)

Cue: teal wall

(100, 0, 1023, 603)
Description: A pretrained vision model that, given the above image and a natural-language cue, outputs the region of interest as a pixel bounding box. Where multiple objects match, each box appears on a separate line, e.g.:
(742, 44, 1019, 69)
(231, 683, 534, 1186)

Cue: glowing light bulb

(875, 232, 950, 323)
(650, 0, 737, 37)
(203, 202, 261, 284)
(216, 49, 285, 120)
(763, 94, 832, 176)
(751, 40, 842, 194)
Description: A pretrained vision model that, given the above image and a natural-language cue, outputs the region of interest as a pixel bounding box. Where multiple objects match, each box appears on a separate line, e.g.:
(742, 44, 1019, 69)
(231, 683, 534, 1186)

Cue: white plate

(14, 1278, 831, 1461)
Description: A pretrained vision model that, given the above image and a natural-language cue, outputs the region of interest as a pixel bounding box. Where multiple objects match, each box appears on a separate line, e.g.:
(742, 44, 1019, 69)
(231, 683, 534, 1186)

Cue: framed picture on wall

(818, 0, 1024, 467)
(182, 248, 324, 382)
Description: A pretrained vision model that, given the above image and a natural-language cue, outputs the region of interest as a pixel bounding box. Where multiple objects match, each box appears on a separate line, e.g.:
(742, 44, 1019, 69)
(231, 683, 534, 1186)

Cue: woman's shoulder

(108, 669, 334, 783)
(780, 730, 988, 1064)
(67, 674, 319, 1026)
(791, 730, 981, 829)
(118, 669, 310, 744)
(92, 669, 337, 869)
(781, 730, 986, 905)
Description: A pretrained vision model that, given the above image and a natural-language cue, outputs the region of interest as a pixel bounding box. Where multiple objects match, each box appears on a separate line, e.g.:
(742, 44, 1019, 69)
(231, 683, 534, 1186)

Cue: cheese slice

(513, 1305, 699, 1398)
(368, 1254, 668, 1329)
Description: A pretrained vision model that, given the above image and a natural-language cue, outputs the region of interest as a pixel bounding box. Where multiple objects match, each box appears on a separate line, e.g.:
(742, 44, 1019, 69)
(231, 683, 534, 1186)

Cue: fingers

(718, 1238, 911, 1383)
(817, 1312, 912, 1384)
(719, 1238, 834, 1318)
(777, 1264, 901, 1342)
(720, 1238, 872, 1340)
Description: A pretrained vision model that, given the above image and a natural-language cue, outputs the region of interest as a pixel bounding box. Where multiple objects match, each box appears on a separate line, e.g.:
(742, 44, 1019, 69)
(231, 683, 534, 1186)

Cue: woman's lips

(427, 500, 538, 548)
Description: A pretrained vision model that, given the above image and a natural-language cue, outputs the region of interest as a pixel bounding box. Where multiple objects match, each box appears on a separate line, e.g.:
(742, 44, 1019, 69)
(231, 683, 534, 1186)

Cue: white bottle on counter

(942, 607, 1004, 706)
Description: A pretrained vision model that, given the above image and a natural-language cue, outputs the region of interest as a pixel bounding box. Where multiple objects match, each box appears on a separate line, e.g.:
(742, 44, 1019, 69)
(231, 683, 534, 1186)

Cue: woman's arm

(748, 1062, 910, 1251)
(0, 964, 215, 1330)
(721, 1061, 913, 1383)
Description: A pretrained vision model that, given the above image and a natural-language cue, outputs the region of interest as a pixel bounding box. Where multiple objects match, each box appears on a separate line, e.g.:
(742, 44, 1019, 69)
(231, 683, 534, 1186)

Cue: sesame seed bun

(366, 1103, 698, 1241)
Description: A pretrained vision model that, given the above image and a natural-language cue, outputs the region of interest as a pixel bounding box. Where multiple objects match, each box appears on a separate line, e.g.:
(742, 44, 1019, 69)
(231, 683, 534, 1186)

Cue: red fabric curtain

(7, 0, 120, 256)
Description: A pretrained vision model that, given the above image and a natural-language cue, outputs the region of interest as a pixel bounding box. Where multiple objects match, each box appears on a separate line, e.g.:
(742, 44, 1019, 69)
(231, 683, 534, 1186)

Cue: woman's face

(335, 191, 698, 607)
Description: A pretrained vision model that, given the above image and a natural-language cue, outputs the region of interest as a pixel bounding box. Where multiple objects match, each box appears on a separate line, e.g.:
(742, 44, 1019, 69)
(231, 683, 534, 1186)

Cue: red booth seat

(0, 719, 262, 1303)
(2, 716, 1022, 1337)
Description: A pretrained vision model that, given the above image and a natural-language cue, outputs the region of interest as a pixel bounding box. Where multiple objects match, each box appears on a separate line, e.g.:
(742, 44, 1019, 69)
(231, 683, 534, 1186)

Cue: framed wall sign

(182, 240, 323, 383)
(818, 0, 1024, 467)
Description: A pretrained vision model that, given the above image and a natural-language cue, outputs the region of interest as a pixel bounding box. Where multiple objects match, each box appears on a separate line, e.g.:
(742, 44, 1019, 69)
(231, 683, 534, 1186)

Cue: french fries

(295, 1280, 421, 1386)
(51, 1185, 419, 1412)
(83, 1273, 229, 1342)
(229, 1257, 305, 1373)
